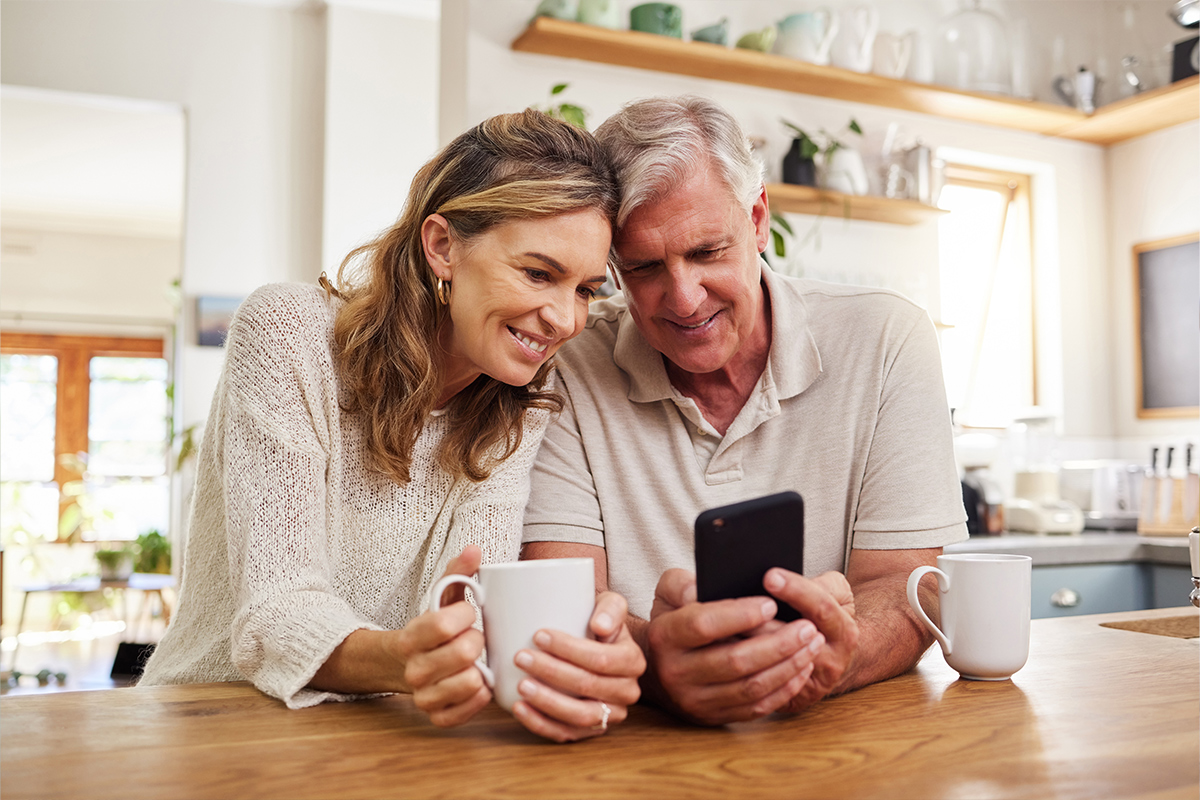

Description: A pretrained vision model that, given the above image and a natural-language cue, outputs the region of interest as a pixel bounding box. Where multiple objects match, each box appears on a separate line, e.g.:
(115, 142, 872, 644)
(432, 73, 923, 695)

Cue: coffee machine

(1004, 410, 1084, 535)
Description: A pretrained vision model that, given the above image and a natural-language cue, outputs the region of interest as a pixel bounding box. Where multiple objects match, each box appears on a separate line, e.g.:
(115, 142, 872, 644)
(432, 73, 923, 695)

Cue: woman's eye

(577, 285, 598, 300)
(526, 269, 551, 283)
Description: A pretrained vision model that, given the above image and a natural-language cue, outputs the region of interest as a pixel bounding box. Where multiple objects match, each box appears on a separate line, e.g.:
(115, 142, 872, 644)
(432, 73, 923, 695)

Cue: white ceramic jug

(829, 5, 879, 73)
(872, 31, 913, 79)
(823, 147, 869, 195)
(773, 9, 838, 65)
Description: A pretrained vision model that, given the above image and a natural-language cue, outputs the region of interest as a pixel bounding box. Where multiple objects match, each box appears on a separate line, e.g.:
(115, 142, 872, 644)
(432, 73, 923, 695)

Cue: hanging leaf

(771, 212, 794, 236)
(557, 103, 588, 129)
(848, 119, 863, 135)
(772, 228, 785, 258)
(551, 82, 569, 95)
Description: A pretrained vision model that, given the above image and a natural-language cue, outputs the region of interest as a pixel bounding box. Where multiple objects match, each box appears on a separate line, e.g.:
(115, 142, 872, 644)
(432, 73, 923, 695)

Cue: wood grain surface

(3, 608, 1197, 800)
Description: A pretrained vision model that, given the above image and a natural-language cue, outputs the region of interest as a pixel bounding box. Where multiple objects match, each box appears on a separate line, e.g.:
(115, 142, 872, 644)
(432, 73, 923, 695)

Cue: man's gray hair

(593, 96, 765, 226)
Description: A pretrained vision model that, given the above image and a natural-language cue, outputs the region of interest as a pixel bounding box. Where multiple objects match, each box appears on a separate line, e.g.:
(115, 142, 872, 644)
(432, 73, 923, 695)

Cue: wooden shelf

(512, 18, 1199, 145)
(767, 183, 947, 225)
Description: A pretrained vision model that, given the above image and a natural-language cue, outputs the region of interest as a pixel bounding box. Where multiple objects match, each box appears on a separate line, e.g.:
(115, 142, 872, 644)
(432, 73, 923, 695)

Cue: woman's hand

(396, 545, 493, 727)
(509, 591, 647, 742)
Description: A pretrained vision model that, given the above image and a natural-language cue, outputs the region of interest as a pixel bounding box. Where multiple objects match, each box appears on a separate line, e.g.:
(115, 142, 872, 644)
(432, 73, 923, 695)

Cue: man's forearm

(832, 573, 937, 695)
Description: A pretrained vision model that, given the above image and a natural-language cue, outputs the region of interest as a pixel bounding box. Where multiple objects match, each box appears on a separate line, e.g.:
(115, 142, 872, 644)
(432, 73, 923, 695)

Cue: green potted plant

(95, 543, 135, 582)
(135, 529, 171, 575)
(781, 117, 865, 193)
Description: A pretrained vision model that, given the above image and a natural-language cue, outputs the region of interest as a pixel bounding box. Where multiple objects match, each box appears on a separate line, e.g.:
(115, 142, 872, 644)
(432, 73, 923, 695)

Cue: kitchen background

(1, 0, 1197, 665)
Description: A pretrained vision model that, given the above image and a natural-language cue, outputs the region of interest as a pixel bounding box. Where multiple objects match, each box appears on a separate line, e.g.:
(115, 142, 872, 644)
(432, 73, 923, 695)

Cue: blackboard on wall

(1134, 234, 1200, 418)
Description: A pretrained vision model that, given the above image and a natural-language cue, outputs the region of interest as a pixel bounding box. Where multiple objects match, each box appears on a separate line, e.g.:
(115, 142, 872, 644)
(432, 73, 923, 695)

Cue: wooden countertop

(3, 607, 1197, 800)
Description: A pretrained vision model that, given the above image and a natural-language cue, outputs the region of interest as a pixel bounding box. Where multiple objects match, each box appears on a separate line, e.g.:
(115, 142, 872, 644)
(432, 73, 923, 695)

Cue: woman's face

(427, 208, 612, 397)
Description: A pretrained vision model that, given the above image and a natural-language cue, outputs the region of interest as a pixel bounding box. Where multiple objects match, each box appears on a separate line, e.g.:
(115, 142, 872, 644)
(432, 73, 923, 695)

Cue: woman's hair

(593, 95, 763, 226)
(320, 109, 619, 484)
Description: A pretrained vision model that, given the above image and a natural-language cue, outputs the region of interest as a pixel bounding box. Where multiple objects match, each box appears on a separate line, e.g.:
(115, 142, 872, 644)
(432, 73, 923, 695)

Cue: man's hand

(760, 568, 859, 713)
(641, 569, 826, 726)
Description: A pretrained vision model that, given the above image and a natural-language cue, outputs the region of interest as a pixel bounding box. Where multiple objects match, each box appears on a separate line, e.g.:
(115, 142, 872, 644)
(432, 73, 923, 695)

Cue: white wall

(323, 4, 440, 273)
(1, 0, 327, 427)
(447, 0, 1135, 442)
(1107, 120, 1200, 452)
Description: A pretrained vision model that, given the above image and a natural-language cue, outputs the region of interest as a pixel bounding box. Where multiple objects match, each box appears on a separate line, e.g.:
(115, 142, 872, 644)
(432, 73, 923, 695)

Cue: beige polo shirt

(523, 263, 968, 619)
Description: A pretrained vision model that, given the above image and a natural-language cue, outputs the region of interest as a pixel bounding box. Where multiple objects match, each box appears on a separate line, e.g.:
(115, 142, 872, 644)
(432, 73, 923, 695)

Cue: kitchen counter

(4, 608, 1197, 799)
(946, 532, 1190, 567)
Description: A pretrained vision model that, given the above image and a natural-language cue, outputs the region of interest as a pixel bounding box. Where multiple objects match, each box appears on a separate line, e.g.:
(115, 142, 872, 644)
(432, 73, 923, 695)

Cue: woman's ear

(420, 213, 454, 281)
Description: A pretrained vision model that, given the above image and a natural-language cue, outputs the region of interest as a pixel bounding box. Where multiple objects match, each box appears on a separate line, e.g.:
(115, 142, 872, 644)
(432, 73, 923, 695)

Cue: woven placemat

(1099, 615, 1200, 639)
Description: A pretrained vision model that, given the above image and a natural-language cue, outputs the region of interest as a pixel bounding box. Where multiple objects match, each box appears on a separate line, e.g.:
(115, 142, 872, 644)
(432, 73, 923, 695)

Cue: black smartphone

(694, 491, 805, 621)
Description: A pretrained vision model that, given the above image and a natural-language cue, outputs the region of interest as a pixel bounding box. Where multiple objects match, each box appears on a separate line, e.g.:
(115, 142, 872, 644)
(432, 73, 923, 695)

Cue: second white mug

(907, 553, 1032, 680)
(430, 558, 595, 712)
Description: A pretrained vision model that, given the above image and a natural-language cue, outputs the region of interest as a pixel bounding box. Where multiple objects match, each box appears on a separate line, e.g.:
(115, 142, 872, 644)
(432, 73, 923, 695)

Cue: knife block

(1138, 472, 1200, 536)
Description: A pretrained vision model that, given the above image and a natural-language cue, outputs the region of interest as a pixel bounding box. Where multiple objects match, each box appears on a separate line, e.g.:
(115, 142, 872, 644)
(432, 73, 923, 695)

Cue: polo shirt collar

(612, 258, 822, 404)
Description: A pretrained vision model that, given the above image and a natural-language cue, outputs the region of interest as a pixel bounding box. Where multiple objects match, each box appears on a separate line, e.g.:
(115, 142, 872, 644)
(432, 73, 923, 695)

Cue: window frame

(938, 163, 1037, 428)
(0, 332, 165, 542)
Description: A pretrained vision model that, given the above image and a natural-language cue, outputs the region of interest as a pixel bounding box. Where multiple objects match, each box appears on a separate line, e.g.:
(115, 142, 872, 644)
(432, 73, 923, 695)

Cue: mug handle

(429, 574, 495, 688)
(906, 566, 952, 655)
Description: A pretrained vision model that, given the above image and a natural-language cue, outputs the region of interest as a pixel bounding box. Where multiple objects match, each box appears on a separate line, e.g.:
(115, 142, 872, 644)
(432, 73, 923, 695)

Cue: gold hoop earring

(435, 277, 451, 306)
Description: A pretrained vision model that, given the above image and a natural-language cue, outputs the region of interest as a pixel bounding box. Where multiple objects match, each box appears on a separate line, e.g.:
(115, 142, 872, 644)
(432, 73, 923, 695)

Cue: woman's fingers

(419, 678, 492, 728)
(436, 545, 483, 606)
(511, 686, 625, 743)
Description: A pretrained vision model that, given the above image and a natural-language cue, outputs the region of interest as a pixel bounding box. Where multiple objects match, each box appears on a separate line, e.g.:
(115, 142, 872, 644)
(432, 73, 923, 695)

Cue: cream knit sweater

(140, 283, 549, 708)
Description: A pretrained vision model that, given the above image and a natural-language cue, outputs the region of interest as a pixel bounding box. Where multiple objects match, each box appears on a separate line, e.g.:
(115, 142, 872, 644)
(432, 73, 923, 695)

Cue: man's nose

(663, 264, 705, 317)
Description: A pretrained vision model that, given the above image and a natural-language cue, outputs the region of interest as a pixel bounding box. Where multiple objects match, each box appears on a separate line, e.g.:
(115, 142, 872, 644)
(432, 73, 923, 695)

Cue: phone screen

(694, 491, 805, 621)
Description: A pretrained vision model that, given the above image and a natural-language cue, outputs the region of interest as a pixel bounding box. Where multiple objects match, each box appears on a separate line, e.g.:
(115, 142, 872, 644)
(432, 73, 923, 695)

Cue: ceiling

(1, 86, 186, 236)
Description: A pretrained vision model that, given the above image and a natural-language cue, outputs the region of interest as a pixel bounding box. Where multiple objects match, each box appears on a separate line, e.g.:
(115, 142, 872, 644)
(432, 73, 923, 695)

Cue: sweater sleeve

(219, 286, 384, 709)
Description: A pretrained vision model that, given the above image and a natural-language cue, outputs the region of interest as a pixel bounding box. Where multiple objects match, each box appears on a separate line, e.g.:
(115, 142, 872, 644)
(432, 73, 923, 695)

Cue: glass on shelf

(933, 0, 1012, 96)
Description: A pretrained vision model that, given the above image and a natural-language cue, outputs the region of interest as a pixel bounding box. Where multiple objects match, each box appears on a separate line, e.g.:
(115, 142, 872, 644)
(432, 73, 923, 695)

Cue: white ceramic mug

(429, 558, 594, 711)
(907, 553, 1032, 680)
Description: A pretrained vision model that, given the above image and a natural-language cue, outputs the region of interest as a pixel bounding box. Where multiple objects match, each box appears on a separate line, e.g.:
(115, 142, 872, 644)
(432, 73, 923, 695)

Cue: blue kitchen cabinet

(1031, 564, 1149, 618)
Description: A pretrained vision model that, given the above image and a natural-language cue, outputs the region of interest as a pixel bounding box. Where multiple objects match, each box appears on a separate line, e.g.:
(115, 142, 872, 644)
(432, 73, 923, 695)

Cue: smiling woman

(137, 109, 646, 743)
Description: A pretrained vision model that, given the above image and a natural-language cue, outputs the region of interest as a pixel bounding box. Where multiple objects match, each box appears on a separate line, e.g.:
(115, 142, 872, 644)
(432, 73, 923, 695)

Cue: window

(937, 165, 1035, 428)
(0, 333, 169, 543)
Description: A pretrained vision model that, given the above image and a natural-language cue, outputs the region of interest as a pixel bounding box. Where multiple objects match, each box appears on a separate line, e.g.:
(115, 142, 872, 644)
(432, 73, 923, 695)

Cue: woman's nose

(540, 288, 575, 336)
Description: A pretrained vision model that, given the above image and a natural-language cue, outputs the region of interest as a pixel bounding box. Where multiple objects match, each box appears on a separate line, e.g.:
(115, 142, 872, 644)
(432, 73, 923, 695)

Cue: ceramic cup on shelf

(630, 2, 683, 38)
(735, 25, 777, 53)
(691, 17, 729, 46)
(578, 0, 620, 29)
(872, 31, 914, 79)
(429, 558, 595, 712)
(829, 4, 879, 73)
(773, 10, 838, 65)
(907, 553, 1032, 681)
(534, 0, 578, 22)
(822, 147, 869, 195)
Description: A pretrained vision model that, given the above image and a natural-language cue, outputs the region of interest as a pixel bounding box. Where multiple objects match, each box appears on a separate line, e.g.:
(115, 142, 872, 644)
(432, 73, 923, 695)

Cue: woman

(141, 110, 645, 742)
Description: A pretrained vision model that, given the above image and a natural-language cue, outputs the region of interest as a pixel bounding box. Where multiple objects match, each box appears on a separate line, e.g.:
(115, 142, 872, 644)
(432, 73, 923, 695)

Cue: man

(523, 96, 967, 726)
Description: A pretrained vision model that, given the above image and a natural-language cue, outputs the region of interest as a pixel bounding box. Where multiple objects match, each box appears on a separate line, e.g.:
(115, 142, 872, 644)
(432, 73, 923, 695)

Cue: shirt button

(697, 427, 707, 436)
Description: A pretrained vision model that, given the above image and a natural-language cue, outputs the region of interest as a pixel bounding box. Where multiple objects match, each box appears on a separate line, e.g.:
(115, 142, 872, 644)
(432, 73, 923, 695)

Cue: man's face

(613, 164, 770, 375)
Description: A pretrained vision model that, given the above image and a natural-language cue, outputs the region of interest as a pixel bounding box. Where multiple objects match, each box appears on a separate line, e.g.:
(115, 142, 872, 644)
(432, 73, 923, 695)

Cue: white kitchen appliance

(1004, 411, 1084, 535)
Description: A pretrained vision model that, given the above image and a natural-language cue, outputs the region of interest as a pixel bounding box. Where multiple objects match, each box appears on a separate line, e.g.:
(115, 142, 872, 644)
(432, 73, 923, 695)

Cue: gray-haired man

(523, 96, 967, 725)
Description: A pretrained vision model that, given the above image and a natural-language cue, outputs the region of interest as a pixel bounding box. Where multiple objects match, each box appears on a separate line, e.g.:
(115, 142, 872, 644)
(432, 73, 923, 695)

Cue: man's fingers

(763, 569, 854, 641)
(669, 617, 819, 685)
(650, 595, 778, 651)
(653, 568, 699, 610)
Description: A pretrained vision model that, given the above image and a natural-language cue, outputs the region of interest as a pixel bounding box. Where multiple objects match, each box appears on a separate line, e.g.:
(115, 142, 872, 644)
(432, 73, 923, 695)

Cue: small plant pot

(96, 550, 134, 582)
(782, 138, 817, 186)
